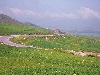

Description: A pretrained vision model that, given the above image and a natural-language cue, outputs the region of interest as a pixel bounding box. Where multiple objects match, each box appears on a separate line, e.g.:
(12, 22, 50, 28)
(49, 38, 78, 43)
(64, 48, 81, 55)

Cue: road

(0, 35, 55, 47)
(0, 36, 32, 47)
(11, 34, 54, 37)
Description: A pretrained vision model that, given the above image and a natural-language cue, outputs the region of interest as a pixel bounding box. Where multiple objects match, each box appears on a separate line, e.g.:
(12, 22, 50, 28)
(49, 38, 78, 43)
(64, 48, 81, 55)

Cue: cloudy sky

(0, 0, 100, 31)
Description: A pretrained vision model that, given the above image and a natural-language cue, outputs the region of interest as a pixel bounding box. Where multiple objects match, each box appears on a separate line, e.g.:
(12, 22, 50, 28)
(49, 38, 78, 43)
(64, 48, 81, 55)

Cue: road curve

(0, 35, 55, 47)
(0, 36, 35, 47)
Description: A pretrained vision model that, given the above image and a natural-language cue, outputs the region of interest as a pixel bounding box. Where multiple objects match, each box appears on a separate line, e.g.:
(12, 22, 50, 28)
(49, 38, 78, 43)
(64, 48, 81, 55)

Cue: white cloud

(8, 7, 36, 16)
(1, 7, 100, 20)
(9, 8, 22, 14)
(3, 7, 76, 20)
(65, 13, 76, 19)
(24, 10, 36, 16)
(44, 12, 76, 19)
(79, 7, 100, 19)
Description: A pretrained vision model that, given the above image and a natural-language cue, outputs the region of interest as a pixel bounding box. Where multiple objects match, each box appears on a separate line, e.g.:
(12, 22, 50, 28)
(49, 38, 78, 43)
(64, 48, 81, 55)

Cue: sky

(0, 0, 100, 32)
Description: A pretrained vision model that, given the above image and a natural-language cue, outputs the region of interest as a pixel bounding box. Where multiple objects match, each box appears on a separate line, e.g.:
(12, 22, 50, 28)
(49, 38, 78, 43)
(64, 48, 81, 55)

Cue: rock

(75, 52, 87, 56)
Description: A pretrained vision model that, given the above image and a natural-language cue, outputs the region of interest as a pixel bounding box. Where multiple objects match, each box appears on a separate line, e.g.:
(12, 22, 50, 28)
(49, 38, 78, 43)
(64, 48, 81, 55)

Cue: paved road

(11, 34, 54, 37)
(0, 35, 55, 47)
(0, 36, 35, 47)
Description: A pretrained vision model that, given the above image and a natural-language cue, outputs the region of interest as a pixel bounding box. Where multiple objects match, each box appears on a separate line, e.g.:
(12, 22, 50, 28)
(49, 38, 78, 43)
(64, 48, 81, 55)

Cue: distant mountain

(79, 30, 100, 34)
(68, 29, 100, 35)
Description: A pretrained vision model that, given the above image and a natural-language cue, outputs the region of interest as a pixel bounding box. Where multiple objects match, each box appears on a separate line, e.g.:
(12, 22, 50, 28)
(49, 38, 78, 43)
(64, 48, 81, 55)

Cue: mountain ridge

(0, 14, 22, 25)
(0, 14, 65, 34)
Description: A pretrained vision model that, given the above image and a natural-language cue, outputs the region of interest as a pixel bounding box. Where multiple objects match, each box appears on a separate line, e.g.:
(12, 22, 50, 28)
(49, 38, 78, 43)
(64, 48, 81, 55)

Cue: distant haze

(0, 0, 100, 32)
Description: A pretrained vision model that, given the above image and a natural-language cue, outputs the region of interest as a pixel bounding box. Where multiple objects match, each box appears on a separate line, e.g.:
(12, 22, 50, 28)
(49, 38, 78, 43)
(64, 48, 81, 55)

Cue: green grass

(0, 43, 100, 75)
(11, 34, 100, 52)
(0, 23, 52, 35)
(1, 23, 100, 75)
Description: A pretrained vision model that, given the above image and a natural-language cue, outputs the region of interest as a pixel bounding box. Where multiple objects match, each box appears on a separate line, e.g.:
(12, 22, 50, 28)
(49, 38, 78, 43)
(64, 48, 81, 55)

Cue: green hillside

(11, 34, 100, 52)
(0, 22, 100, 75)
(0, 23, 52, 35)
(0, 44, 100, 75)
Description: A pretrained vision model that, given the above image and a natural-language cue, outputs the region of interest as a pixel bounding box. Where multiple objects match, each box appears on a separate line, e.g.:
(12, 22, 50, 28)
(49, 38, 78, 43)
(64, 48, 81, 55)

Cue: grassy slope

(0, 23, 100, 75)
(0, 44, 100, 75)
(11, 35, 100, 52)
(0, 23, 52, 35)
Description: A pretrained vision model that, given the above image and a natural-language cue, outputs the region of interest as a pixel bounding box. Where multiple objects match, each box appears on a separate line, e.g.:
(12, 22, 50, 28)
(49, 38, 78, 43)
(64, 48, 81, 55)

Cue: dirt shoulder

(61, 50, 100, 58)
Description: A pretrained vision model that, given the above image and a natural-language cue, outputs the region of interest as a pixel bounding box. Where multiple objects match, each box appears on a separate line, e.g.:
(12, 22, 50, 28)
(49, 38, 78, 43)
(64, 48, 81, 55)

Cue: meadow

(11, 34, 100, 52)
(0, 43, 100, 75)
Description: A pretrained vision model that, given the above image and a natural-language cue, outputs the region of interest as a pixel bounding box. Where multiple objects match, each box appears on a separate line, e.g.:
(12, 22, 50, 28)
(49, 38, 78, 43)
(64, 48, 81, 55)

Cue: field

(0, 43, 100, 75)
(11, 34, 100, 52)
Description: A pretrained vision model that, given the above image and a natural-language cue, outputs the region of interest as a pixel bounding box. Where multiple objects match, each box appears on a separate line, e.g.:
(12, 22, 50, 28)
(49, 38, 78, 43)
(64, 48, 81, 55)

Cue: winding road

(0, 35, 100, 57)
(0, 36, 31, 47)
(0, 35, 54, 48)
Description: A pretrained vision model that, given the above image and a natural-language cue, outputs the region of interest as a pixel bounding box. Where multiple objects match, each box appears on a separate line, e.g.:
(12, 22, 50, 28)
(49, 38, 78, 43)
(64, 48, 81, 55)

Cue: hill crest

(0, 14, 22, 25)
(0, 14, 65, 34)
